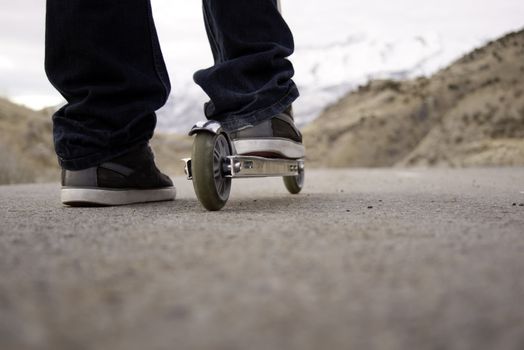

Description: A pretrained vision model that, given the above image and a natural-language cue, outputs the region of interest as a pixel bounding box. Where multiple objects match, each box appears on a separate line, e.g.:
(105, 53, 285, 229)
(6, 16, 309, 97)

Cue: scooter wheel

(283, 165, 304, 194)
(191, 132, 232, 211)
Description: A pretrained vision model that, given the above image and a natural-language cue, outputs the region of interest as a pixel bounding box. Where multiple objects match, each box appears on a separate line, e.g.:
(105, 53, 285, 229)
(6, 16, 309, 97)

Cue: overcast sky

(1, 0, 523, 110)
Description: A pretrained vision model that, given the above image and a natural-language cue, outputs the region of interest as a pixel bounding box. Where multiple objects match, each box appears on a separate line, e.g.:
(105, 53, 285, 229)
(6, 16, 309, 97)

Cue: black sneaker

(61, 145, 176, 206)
(229, 106, 305, 159)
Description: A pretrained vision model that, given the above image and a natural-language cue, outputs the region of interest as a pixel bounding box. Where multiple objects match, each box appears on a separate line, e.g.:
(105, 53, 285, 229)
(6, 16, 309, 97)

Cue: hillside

(0, 99, 191, 185)
(0, 98, 57, 184)
(303, 29, 524, 167)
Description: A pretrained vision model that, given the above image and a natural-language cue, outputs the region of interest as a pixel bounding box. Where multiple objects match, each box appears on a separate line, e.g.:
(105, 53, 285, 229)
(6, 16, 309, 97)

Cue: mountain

(154, 32, 450, 133)
(302, 29, 524, 167)
(2, 29, 523, 184)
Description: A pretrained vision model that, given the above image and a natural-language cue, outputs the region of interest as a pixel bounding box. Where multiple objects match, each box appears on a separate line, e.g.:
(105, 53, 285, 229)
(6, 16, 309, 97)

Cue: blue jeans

(45, 0, 299, 170)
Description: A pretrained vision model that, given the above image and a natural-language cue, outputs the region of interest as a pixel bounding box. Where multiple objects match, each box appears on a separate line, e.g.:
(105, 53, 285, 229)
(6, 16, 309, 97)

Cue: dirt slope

(0, 98, 191, 184)
(303, 29, 524, 167)
(0, 98, 57, 184)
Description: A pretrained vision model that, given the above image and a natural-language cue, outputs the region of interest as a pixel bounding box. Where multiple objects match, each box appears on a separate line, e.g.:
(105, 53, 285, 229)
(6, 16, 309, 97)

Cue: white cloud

(0, 55, 15, 70)
(10, 94, 64, 111)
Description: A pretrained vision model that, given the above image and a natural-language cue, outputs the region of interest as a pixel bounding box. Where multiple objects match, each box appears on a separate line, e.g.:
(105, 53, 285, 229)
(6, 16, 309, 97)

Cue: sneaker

(61, 145, 176, 206)
(229, 106, 305, 159)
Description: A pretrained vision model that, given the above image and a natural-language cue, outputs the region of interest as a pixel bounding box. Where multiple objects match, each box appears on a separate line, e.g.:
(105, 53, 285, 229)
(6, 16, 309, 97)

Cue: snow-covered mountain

(284, 31, 445, 127)
(156, 31, 454, 132)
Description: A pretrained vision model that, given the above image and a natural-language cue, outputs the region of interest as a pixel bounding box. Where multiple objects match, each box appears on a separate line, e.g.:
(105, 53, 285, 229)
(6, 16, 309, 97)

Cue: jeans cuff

(57, 140, 149, 171)
(215, 85, 300, 132)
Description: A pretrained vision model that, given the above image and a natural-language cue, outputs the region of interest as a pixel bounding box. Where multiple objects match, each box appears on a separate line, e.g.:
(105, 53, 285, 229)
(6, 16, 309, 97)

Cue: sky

(0, 0, 523, 128)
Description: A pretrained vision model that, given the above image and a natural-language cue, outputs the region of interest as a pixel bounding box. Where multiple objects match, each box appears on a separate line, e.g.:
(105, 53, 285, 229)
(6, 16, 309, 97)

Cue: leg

(45, 0, 170, 170)
(46, 0, 175, 206)
(194, 0, 299, 131)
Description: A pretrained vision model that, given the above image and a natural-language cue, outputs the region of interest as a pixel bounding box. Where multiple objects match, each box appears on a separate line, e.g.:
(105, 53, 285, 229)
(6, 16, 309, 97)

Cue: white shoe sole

(233, 138, 305, 159)
(61, 187, 176, 206)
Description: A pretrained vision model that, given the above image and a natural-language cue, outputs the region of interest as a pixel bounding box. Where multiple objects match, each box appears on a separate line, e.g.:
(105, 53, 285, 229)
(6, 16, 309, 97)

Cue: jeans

(45, 0, 299, 170)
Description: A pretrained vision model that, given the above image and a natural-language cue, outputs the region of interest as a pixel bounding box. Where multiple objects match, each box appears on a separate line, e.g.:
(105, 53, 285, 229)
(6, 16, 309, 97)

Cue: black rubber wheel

(191, 132, 232, 211)
(283, 165, 304, 194)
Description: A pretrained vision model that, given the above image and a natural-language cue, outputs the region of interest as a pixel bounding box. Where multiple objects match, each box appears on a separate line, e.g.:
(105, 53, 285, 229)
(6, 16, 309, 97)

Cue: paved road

(1, 168, 524, 350)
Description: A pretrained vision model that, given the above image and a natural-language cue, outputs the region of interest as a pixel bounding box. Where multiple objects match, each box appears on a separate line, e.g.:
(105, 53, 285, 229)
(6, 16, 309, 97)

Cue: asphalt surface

(1, 168, 524, 350)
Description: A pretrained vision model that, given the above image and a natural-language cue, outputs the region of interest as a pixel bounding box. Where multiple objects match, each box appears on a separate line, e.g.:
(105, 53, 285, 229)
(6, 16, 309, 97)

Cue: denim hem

(57, 140, 149, 171)
(216, 85, 300, 132)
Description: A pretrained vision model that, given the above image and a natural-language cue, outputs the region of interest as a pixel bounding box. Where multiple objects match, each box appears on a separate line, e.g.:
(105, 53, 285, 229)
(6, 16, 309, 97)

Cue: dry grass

(0, 98, 58, 184)
(0, 144, 35, 184)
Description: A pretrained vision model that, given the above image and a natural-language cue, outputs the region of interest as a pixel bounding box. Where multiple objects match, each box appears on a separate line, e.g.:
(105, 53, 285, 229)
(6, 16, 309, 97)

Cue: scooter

(182, 0, 303, 211)
(182, 120, 305, 211)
